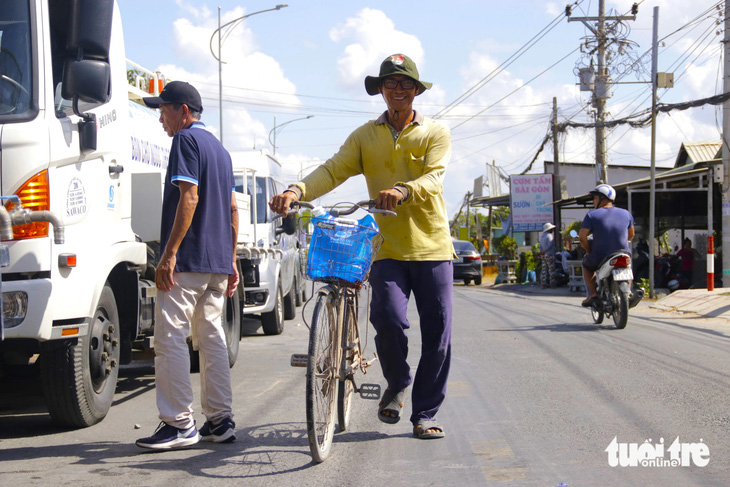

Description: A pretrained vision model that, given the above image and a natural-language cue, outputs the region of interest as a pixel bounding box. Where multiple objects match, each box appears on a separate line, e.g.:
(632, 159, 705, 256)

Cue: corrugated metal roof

(676, 140, 721, 167)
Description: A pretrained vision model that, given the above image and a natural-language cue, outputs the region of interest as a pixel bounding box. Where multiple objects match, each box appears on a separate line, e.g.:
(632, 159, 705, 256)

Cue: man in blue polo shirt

(136, 81, 239, 450)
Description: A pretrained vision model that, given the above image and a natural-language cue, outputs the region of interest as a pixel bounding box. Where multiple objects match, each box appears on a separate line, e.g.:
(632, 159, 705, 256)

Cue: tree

(493, 234, 517, 260)
(127, 68, 147, 91)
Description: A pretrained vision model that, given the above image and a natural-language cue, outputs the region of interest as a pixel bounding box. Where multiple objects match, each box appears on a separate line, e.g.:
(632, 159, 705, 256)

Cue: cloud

(328, 8, 425, 93)
(152, 6, 301, 151)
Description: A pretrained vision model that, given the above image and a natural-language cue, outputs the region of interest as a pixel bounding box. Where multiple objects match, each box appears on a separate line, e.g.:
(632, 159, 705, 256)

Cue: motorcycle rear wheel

(591, 306, 604, 324)
(610, 281, 629, 329)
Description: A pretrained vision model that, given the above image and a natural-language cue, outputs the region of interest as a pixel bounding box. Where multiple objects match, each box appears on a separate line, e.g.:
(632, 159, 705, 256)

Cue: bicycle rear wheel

(306, 288, 340, 462)
(337, 291, 356, 431)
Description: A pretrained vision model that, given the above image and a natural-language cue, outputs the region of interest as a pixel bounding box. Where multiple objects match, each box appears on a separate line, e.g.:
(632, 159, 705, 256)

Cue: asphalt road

(1, 284, 729, 486)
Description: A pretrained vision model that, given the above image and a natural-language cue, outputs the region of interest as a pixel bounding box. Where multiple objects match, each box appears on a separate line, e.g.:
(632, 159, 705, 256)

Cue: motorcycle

(587, 250, 634, 329)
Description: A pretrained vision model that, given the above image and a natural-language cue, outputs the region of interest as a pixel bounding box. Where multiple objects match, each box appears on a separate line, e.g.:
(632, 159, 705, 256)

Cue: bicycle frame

(289, 199, 388, 462)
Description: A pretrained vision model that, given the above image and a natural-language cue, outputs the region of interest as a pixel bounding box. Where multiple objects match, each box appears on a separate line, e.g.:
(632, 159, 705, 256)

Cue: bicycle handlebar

(291, 200, 397, 217)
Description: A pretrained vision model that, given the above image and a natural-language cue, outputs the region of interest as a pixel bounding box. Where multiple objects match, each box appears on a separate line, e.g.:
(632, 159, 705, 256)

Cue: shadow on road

(0, 421, 394, 480)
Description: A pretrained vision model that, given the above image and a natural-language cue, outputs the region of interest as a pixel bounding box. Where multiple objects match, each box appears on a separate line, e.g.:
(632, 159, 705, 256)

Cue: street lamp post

(268, 115, 314, 155)
(210, 4, 288, 146)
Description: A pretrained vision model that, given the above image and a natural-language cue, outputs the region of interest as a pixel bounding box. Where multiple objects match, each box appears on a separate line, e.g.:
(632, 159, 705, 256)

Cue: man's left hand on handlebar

(375, 187, 403, 213)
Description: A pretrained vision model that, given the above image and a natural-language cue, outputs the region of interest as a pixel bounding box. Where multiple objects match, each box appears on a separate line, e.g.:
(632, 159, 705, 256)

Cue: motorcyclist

(579, 184, 635, 307)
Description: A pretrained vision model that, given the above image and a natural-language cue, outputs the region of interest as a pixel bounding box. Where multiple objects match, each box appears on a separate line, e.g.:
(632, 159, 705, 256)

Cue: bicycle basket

(306, 213, 381, 286)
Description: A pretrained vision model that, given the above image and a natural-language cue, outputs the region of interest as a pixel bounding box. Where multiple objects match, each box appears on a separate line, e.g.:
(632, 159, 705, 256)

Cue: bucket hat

(364, 54, 432, 96)
(542, 222, 556, 232)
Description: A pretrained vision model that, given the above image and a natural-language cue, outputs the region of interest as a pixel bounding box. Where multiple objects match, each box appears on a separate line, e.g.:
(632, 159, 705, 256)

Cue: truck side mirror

(61, 59, 111, 104)
(68, 0, 114, 59)
(62, 0, 114, 153)
(276, 215, 298, 236)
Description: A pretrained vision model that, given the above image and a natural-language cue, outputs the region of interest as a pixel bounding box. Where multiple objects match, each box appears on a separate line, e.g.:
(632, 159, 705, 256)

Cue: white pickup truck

(232, 150, 306, 335)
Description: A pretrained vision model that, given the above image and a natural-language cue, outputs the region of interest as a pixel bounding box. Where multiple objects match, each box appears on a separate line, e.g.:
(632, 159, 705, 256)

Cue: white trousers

(153, 272, 233, 429)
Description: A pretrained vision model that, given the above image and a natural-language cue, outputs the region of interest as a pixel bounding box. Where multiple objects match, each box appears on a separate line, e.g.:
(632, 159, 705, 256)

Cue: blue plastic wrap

(307, 213, 379, 284)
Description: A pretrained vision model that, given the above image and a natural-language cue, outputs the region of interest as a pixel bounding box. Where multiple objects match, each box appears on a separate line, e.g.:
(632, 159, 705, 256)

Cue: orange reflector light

(59, 254, 77, 268)
(5, 170, 50, 240)
(148, 78, 163, 93)
(61, 327, 79, 336)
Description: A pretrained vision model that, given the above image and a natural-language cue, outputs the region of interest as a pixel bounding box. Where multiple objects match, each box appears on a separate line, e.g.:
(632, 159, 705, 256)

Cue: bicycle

(287, 199, 394, 463)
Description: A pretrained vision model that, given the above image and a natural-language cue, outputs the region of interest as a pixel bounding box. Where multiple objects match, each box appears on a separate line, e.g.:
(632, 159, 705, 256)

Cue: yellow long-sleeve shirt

(294, 111, 454, 261)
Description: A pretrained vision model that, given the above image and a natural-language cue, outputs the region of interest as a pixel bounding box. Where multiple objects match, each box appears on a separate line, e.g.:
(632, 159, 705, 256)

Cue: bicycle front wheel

(306, 288, 340, 462)
(337, 292, 356, 431)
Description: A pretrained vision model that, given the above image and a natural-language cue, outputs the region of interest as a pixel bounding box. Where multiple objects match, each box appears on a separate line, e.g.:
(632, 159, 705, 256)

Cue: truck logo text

(66, 177, 87, 217)
(98, 109, 117, 129)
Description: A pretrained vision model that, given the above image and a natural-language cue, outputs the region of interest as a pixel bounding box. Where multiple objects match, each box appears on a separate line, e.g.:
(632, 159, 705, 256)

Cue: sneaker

(135, 421, 200, 450)
(199, 417, 236, 443)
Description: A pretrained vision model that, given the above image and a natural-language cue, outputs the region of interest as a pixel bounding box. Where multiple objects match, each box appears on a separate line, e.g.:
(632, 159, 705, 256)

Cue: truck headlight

(3, 291, 28, 328)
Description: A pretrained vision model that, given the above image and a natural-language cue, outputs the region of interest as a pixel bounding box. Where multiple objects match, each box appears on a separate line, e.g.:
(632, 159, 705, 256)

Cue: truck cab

(232, 150, 305, 335)
(0, 0, 242, 428)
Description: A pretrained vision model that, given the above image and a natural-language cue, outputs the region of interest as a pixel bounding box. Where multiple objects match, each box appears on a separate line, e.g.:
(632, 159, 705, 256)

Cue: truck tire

(189, 292, 241, 372)
(41, 283, 120, 428)
(261, 282, 284, 335)
(224, 292, 241, 368)
(284, 286, 296, 320)
(294, 270, 303, 307)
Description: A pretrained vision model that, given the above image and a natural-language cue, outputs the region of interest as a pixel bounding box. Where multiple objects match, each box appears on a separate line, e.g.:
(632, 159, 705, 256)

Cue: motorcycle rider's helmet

(589, 184, 616, 202)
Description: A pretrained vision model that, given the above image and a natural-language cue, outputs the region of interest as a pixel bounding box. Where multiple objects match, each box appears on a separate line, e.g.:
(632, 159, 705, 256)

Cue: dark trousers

(369, 259, 453, 424)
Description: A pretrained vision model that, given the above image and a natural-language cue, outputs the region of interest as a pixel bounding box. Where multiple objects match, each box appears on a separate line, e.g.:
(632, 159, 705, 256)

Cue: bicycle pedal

(290, 354, 308, 367)
(358, 383, 381, 400)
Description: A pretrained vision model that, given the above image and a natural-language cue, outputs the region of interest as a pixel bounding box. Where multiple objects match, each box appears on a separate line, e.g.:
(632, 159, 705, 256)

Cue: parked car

(453, 239, 483, 285)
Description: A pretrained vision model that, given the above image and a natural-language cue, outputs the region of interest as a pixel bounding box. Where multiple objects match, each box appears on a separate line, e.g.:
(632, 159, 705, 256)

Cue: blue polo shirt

(581, 206, 634, 261)
(160, 121, 235, 275)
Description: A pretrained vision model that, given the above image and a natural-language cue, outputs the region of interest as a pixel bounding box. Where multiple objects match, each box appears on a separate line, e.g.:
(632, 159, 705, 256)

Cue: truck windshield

(0, 0, 33, 121)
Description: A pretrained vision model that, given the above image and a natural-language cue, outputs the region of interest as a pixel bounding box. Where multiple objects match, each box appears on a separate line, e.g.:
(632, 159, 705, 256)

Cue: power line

(433, 0, 585, 121)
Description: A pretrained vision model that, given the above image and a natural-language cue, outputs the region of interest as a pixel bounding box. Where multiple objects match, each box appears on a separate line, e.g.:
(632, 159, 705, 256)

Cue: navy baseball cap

(143, 81, 203, 113)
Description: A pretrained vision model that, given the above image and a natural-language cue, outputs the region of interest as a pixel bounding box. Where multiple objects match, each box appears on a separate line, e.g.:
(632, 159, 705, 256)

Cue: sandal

(581, 295, 598, 307)
(377, 388, 405, 424)
(413, 419, 445, 439)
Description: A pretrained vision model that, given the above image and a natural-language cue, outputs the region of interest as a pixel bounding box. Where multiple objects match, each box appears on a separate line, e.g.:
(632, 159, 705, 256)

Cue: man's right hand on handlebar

(269, 189, 299, 217)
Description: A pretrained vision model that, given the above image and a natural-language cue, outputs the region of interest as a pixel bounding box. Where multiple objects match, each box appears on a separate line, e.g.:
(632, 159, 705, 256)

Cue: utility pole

(568, 0, 637, 185)
(720, 2, 730, 287)
(466, 192, 471, 239)
(552, 97, 562, 250)
(649, 7, 659, 299)
(595, 0, 608, 184)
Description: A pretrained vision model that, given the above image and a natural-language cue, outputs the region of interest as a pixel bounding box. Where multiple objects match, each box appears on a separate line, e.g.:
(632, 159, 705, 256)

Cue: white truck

(232, 150, 306, 335)
(0, 0, 271, 427)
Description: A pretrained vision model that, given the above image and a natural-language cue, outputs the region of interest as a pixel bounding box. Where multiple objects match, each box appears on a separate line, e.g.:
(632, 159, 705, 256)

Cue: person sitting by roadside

(676, 238, 698, 285)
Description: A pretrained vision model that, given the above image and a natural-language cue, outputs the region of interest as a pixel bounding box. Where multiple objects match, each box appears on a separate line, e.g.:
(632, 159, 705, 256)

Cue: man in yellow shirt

(269, 54, 453, 439)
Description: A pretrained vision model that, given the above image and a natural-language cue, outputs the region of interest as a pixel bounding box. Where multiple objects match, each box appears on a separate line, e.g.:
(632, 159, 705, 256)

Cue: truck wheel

(224, 292, 241, 368)
(301, 279, 309, 304)
(189, 345, 200, 373)
(294, 271, 303, 307)
(190, 292, 241, 371)
(262, 283, 284, 335)
(41, 283, 120, 428)
(284, 286, 296, 320)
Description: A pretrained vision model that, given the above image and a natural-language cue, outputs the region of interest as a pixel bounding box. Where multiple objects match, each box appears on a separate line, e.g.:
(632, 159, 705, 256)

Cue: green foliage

(657, 231, 671, 255)
(638, 278, 650, 296)
(515, 246, 540, 282)
(493, 234, 517, 260)
(127, 68, 146, 90)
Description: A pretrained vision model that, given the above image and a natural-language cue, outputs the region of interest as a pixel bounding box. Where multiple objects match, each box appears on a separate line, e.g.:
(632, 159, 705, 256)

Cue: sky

(118, 0, 726, 217)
